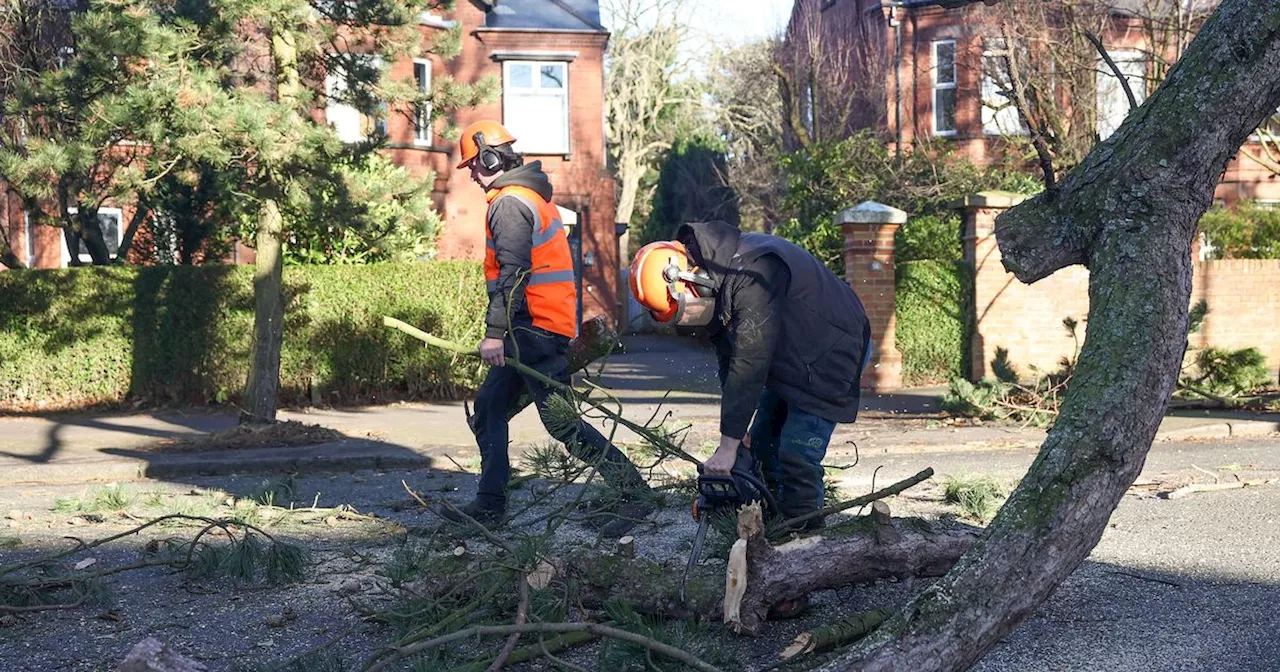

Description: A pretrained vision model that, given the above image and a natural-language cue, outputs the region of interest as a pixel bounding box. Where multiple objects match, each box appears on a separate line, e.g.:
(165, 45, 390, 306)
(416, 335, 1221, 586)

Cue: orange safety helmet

(629, 240, 717, 327)
(456, 120, 517, 169)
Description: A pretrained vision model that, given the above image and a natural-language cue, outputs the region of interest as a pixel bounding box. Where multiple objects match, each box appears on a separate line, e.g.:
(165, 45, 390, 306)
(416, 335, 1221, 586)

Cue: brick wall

(961, 194, 1280, 382)
(422, 4, 618, 327)
(840, 202, 906, 391)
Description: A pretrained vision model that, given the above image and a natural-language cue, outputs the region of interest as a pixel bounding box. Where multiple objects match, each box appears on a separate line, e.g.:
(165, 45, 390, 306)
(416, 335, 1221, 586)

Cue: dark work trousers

(746, 388, 838, 520)
(746, 339, 871, 519)
(471, 327, 647, 509)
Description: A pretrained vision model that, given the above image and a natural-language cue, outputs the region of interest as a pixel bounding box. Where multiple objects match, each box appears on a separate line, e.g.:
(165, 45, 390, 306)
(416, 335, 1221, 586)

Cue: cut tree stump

(725, 503, 980, 635)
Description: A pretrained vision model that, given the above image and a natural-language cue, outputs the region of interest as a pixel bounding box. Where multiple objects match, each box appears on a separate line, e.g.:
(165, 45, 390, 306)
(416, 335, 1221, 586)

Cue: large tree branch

(996, 0, 1280, 283)
(827, 1, 1280, 669)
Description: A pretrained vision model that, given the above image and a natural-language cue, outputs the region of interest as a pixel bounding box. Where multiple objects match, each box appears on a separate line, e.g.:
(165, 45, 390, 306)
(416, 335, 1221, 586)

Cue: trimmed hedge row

(0, 262, 487, 411)
(895, 260, 974, 386)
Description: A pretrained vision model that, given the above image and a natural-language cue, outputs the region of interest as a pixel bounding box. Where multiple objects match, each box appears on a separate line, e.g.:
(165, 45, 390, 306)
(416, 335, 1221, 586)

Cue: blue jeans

(746, 388, 837, 520)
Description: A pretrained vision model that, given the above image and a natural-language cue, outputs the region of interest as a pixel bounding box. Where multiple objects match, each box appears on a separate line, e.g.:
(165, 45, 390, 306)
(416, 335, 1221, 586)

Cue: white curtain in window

(503, 61, 569, 154)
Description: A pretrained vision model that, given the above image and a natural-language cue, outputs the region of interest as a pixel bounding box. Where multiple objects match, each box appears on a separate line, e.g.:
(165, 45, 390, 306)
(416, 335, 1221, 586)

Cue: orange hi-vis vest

(484, 185, 578, 339)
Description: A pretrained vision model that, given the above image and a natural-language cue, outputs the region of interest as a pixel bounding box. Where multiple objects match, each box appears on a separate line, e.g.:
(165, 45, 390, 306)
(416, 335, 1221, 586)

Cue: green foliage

(943, 320, 1080, 427)
(943, 474, 1005, 523)
(599, 602, 741, 671)
(1198, 202, 1280, 259)
(895, 261, 973, 385)
(179, 531, 307, 585)
(1192, 347, 1271, 395)
(896, 214, 963, 262)
(281, 152, 442, 265)
(634, 135, 740, 251)
(776, 132, 1040, 276)
(53, 485, 137, 514)
(0, 262, 486, 410)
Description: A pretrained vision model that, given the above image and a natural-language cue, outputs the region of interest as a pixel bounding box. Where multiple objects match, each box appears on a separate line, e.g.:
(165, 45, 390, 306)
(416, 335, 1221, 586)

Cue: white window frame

(1095, 49, 1147, 141)
(932, 40, 957, 137)
(981, 38, 1028, 136)
(413, 59, 432, 146)
(60, 207, 124, 266)
(22, 209, 34, 265)
(325, 55, 384, 143)
(502, 60, 571, 155)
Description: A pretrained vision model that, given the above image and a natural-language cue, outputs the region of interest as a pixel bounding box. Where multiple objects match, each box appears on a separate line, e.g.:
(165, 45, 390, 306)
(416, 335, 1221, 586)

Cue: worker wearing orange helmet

(447, 120, 653, 536)
(631, 221, 872, 530)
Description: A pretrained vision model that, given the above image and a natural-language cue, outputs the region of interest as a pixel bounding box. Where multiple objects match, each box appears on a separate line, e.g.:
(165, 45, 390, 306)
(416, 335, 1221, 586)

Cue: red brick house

(3, 0, 621, 326)
(784, 0, 1280, 206)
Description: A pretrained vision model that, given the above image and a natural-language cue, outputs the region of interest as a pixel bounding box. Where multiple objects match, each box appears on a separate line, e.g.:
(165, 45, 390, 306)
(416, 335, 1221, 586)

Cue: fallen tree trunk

(726, 503, 979, 635)
(564, 512, 976, 631)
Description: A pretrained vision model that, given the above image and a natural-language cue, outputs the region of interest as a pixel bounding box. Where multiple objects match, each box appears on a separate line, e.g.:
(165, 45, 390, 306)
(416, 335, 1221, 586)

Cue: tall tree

(774, 0, 887, 152)
(602, 0, 700, 232)
(195, 0, 489, 424)
(821, 0, 1280, 668)
(0, 0, 228, 267)
(706, 40, 784, 232)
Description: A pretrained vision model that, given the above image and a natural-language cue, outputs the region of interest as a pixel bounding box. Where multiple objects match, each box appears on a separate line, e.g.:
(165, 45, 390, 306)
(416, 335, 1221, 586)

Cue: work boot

(585, 499, 656, 539)
(440, 499, 505, 529)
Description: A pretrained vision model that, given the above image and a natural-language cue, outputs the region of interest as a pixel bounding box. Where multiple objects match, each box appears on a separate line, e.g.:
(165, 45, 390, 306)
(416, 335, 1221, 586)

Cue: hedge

(895, 260, 973, 386)
(0, 262, 487, 411)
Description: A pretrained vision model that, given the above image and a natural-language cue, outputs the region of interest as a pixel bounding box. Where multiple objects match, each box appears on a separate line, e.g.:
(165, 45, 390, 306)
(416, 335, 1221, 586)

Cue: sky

(685, 0, 793, 45)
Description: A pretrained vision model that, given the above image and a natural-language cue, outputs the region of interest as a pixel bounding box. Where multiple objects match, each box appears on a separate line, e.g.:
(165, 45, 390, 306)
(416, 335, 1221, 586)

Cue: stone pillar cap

(947, 190, 1029, 210)
(835, 200, 908, 225)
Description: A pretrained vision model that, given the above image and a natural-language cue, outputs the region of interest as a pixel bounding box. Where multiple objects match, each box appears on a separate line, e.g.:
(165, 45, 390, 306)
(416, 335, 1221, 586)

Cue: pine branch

(382, 317, 701, 465)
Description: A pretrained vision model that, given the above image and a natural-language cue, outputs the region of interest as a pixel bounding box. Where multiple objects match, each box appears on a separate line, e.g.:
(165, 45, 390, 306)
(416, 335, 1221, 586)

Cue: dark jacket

(483, 161, 556, 340)
(675, 221, 871, 438)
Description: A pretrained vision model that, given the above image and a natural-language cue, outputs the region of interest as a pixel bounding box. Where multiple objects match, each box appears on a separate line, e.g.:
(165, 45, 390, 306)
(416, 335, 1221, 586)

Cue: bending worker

(447, 120, 653, 537)
(630, 221, 872, 529)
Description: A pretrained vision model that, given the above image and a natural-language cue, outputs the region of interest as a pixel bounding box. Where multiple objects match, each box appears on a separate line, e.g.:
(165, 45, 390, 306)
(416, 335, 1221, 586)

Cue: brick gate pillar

(837, 201, 906, 392)
(954, 191, 1028, 380)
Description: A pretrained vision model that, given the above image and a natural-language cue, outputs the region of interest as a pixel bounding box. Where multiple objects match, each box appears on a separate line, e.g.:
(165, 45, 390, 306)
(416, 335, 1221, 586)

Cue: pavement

(0, 334, 1277, 486)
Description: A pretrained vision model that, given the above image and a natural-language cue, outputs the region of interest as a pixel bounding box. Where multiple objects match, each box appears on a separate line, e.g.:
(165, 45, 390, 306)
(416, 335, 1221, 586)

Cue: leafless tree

(602, 0, 701, 230)
(705, 40, 784, 232)
(774, 0, 888, 151)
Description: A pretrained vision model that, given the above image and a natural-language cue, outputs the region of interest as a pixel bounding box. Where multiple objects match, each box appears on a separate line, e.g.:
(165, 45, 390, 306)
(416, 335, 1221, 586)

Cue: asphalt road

(1, 436, 1277, 671)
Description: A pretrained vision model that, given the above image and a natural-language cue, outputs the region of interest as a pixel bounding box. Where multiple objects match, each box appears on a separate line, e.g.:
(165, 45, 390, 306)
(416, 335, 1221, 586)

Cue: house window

(413, 59, 432, 145)
(503, 61, 570, 155)
(23, 209, 34, 265)
(61, 207, 123, 265)
(325, 56, 385, 143)
(981, 38, 1027, 136)
(1096, 49, 1146, 141)
(932, 40, 957, 136)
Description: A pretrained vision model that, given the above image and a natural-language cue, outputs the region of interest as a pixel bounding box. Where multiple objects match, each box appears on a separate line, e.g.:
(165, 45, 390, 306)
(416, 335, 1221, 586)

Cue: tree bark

(615, 153, 643, 230)
(241, 197, 285, 425)
(726, 504, 978, 636)
(827, 1, 1280, 669)
(240, 23, 301, 426)
(566, 513, 977, 630)
(115, 198, 150, 263)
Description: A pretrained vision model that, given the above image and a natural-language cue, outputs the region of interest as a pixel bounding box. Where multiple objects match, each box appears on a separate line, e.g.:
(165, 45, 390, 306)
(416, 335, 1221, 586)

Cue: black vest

(726, 233, 872, 423)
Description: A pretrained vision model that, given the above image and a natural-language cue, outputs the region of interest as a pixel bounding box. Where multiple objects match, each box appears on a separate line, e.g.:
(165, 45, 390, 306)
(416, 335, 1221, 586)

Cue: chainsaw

(679, 451, 777, 601)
